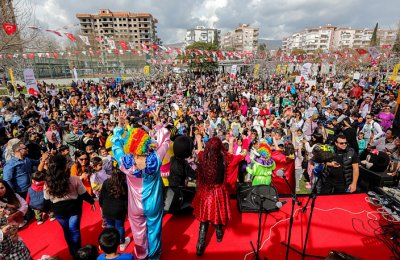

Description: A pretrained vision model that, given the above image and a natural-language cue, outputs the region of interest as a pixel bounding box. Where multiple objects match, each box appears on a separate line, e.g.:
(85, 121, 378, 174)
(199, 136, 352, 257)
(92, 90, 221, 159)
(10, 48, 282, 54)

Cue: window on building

(134, 24, 137, 27)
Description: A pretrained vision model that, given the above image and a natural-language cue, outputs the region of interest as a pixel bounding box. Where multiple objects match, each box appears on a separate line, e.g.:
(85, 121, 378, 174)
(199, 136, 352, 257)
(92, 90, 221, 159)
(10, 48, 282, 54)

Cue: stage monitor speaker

(237, 184, 279, 213)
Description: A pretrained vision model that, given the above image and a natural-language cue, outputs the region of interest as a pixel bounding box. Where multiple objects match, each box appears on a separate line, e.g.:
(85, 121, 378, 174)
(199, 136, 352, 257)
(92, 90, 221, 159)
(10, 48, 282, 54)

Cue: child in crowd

(99, 168, 130, 251)
(99, 147, 113, 175)
(90, 157, 110, 198)
(358, 132, 367, 155)
(74, 244, 99, 260)
(293, 131, 304, 192)
(26, 171, 55, 225)
(97, 228, 135, 260)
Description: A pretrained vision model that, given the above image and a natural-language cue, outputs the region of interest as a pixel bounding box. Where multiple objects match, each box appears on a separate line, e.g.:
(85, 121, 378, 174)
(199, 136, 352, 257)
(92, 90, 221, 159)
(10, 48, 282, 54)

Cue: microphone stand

(279, 172, 302, 260)
(283, 173, 325, 259)
(250, 192, 268, 260)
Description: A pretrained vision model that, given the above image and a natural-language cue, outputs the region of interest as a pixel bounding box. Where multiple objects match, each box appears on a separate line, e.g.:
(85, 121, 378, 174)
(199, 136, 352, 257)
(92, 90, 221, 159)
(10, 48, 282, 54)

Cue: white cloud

(23, 0, 400, 44)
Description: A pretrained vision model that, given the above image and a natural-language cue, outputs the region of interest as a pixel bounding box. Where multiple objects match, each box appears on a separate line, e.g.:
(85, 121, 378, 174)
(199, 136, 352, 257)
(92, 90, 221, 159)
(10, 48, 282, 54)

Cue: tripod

(283, 175, 325, 259)
(278, 172, 302, 260)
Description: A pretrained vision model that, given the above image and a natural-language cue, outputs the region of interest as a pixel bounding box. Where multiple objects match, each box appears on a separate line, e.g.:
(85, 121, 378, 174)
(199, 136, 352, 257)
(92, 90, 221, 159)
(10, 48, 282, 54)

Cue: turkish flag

(2, 23, 17, 35)
(355, 48, 368, 55)
(64, 33, 77, 41)
(119, 41, 128, 50)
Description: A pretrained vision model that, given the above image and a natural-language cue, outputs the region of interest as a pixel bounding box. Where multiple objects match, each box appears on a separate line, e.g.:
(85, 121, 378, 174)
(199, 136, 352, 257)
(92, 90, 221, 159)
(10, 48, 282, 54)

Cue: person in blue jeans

(99, 167, 130, 251)
(98, 228, 135, 260)
(44, 154, 95, 256)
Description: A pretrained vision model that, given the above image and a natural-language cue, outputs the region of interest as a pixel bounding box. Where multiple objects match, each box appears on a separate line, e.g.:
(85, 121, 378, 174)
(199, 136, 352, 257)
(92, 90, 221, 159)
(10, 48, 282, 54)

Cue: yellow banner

(122, 75, 127, 81)
(9, 68, 15, 86)
(276, 64, 281, 75)
(390, 63, 400, 82)
(282, 64, 288, 75)
(253, 64, 260, 79)
(143, 65, 150, 75)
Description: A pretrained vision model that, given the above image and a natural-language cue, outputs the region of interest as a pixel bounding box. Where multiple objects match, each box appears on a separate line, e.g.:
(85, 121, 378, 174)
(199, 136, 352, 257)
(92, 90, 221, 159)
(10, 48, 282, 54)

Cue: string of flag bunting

(1, 22, 396, 65)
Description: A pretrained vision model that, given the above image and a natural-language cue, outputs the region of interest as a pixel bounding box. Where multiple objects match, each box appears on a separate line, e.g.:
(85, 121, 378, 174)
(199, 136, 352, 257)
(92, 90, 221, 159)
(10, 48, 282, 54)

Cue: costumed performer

(111, 110, 170, 260)
(164, 135, 196, 214)
(192, 137, 233, 256)
(246, 142, 276, 186)
(271, 135, 295, 194)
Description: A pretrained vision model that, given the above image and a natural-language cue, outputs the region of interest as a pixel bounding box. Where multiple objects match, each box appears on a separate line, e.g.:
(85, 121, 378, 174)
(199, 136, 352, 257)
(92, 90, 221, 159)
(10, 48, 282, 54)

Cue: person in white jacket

(361, 115, 385, 151)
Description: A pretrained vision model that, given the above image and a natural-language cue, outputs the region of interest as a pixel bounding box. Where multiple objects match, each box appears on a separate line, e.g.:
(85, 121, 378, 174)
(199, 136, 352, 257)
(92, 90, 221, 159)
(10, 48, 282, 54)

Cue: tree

(212, 32, 219, 48)
(258, 43, 267, 52)
(370, 22, 380, 47)
(291, 48, 306, 55)
(182, 41, 219, 73)
(392, 22, 400, 53)
(0, 0, 40, 53)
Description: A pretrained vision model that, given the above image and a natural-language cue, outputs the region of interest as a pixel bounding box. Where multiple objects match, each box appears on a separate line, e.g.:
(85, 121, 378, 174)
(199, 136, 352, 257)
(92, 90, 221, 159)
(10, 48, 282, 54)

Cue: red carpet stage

(19, 193, 396, 259)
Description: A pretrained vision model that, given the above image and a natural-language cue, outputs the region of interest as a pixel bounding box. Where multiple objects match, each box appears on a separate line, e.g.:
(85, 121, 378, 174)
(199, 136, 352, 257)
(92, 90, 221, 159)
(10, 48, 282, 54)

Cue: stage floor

(19, 193, 395, 259)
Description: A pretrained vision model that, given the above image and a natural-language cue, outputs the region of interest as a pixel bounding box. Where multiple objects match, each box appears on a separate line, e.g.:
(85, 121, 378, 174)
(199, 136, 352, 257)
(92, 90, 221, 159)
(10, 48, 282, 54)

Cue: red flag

(53, 53, 59, 59)
(64, 33, 77, 41)
(95, 37, 103, 43)
(119, 41, 128, 50)
(2, 23, 17, 35)
(151, 44, 158, 50)
(46, 29, 62, 37)
(28, 53, 35, 59)
(355, 48, 368, 55)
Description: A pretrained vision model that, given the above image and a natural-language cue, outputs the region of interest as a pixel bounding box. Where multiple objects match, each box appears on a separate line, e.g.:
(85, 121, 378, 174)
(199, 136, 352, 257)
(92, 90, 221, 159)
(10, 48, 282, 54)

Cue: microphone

(276, 200, 288, 208)
(276, 169, 285, 178)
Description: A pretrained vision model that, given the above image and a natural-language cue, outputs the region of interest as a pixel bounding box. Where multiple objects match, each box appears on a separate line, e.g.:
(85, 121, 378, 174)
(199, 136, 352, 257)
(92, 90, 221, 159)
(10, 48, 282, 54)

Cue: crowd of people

(0, 70, 399, 259)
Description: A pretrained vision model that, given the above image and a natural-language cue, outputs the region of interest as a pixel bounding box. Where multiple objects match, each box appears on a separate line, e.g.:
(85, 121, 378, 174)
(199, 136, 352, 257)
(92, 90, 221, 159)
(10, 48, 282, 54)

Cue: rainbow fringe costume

(111, 125, 170, 259)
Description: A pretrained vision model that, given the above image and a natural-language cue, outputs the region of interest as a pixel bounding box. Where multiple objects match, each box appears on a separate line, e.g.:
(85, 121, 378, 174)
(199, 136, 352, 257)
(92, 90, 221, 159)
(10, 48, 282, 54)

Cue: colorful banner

(73, 67, 78, 81)
(230, 64, 237, 79)
(9, 68, 15, 86)
(301, 63, 312, 80)
(23, 68, 40, 96)
(276, 64, 281, 75)
(143, 65, 150, 75)
(390, 63, 400, 83)
(253, 64, 260, 79)
(282, 64, 288, 75)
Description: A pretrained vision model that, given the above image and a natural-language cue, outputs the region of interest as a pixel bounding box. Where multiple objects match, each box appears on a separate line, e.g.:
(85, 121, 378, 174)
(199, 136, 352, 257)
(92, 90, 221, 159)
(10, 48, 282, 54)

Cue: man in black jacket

(322, 135, 360, 194)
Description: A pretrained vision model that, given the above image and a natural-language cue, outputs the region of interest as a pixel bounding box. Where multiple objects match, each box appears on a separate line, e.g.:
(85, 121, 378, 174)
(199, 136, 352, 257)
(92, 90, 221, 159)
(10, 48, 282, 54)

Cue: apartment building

(76, 9, 159, 50)
(221, 24, 259, 53)
(283, 24, 397, 52)
(185, 26, 221, 45)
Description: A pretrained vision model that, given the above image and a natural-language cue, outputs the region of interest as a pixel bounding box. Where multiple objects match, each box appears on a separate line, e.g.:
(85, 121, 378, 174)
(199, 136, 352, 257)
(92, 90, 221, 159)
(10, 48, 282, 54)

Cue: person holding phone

(323, 135, 360, 194)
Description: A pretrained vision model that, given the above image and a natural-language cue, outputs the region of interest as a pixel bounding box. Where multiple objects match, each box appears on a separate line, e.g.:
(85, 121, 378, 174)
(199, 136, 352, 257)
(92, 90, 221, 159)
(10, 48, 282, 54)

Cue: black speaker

(358, 166, 396, 192)
(237, 184, 279, 213)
